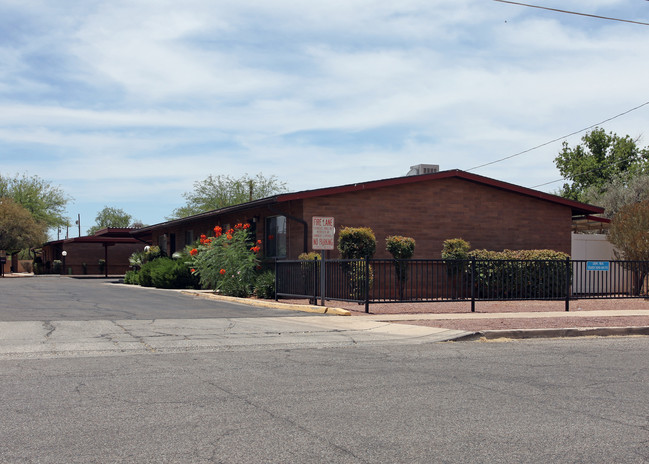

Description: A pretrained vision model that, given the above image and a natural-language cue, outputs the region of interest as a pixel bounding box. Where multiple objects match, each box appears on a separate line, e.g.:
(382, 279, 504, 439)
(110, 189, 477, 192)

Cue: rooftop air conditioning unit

(406, 164, 439, 176)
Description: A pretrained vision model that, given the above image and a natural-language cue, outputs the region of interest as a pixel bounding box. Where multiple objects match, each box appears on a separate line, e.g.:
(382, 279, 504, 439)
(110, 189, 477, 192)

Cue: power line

(466, 101, 649, 172)
(530, 151, 643, 189)
(493, 0, 649, 26)
(494, 0, 649, 27)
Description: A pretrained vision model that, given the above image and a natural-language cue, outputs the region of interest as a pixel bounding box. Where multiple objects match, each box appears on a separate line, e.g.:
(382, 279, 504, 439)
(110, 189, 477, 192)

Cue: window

(266, 216, 287, 258)
(184, 230, 194, 246)
(158, 234, 167, 254)
(169, 233, 176, 255)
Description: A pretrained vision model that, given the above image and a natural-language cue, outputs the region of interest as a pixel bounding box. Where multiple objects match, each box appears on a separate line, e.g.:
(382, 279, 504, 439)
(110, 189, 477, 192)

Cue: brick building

(131, 170, 604, 260)
(41, 228, 149, 276)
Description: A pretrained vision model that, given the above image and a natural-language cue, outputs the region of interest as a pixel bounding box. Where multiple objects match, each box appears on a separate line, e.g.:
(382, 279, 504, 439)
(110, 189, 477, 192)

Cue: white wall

(571, 233, 629, 294)
(571, 233, 617, 260)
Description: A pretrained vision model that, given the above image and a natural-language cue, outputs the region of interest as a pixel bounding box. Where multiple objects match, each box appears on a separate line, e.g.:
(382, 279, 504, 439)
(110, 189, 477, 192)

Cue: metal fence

(275, 258, 649, 312)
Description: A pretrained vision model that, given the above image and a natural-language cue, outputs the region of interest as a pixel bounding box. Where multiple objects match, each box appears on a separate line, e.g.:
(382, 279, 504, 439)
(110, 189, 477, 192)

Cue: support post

(364, 257, 370, 313)
(104, 244, 109, 277)
(274, 259, 279, 301)
(565, 257, 571, 312)
(470, 257, 476, 313)
(314, 256, 319, 305)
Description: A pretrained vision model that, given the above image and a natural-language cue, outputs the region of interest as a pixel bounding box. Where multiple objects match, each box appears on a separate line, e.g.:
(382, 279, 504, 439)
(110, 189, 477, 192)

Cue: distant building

(40, 228, 150, 276)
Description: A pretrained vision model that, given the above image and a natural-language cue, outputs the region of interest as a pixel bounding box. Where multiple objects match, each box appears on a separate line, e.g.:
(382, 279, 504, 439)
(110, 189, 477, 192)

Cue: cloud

(1, 0, 648, 230)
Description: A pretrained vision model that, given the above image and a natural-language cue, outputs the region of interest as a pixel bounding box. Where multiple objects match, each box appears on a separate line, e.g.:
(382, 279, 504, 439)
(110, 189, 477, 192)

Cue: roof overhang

(572, 215, 611, 233)
(131, 197, 278, 235)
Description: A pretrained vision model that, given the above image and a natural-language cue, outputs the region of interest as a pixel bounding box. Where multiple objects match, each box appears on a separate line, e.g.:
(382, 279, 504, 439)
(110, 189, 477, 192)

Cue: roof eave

(131, 196, 279, 235)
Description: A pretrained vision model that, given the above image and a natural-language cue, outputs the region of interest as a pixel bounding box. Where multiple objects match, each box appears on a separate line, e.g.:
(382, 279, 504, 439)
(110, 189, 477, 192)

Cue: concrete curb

(181, 290, 352, 316)
(456, 326, 649, 341)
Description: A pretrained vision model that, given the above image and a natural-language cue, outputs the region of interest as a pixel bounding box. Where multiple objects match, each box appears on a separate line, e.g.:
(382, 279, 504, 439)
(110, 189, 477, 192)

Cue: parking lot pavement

(0, 276, 317, 321)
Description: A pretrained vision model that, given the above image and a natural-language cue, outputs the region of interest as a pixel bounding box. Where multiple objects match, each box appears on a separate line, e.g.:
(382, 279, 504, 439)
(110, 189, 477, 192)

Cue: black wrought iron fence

(275, 258, 649, 312)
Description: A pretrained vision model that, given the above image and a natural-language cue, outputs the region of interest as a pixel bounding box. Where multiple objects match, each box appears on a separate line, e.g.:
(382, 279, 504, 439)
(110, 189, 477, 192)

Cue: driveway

(0, 276, 314, 321)
(0, 277, 467, 358)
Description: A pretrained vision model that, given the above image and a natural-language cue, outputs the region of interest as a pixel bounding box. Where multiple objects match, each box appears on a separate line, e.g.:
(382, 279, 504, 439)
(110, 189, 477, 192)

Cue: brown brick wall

(300, 177, 572, 259)
(41, 242, 144, 275)
(146, 177, 573, 261)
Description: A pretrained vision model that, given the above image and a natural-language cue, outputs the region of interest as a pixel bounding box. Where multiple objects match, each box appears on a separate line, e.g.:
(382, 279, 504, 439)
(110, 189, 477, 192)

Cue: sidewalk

(260, 297, 649, 340)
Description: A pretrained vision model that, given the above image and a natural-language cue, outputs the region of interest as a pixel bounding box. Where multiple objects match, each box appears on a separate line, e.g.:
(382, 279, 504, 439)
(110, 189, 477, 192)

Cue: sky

(1, 0, 648, 236)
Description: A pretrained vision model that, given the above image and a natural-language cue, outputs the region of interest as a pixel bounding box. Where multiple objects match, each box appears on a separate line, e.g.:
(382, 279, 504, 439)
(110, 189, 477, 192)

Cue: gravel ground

(279, 298, 649, 331)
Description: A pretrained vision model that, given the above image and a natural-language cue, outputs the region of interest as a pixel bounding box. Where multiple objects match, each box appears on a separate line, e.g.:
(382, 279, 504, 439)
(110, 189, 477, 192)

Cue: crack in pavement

(113, 321, 157, 353)
(199, 377, 370, 463)
(42, 321, 56, 339)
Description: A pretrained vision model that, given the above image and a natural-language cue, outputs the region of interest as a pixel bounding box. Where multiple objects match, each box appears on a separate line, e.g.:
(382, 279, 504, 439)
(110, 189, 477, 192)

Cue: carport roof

(44, 228, 143, 247)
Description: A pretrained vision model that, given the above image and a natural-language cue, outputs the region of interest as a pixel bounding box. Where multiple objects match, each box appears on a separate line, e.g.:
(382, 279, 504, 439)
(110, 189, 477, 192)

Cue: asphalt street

(1, 338, 648, 463)
(1, 277, 648, 463)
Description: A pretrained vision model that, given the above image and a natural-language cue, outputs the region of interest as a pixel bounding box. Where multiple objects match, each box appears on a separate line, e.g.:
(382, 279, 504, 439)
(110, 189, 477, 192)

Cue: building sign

(587, 261, 610, 271)
(312, 216, 335, 250)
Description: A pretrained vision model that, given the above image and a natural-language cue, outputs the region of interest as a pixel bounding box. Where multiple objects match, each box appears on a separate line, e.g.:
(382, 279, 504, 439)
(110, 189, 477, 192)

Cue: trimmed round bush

(337, 227, 376, 259)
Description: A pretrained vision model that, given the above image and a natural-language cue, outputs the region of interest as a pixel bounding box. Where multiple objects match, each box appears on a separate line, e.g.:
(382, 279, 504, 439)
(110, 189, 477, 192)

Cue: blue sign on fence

(587, 261, 610, 271)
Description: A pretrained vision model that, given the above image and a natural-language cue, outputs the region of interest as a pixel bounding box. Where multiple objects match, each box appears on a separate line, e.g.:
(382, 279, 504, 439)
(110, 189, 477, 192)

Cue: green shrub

(386, 235, 415, 299)
(441, 238, 471, 297)
(33, 261, 42, 275)
(149, 258, 178, 289)
(52, 260, 62, 274)
(337, 227, 376, 259)
(337, 227, 376, 300)
(139, 256, 199, 289)
(190, 224, 261, 297)
(386, 235, 415, 259)
(344, 260, 374, 300)
(254, 271, 276, 299)
(468, 249, 570, 298)
(441, 238, 470, 260)
(124, 270, 139, 285)
(138, 261, 154, 287)
(129, 245, 164, 270)
(297, 252, 320, 302)
(298, 252, 321, 261)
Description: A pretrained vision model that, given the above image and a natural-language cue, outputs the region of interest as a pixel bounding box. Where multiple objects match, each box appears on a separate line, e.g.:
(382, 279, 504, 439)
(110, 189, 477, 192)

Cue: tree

(170, 173, 288, 219)
(584, 172, 649, 218)
(554, 128, 649, 202)
(0, 173, 70, 230)
(608, 200, 649, 261)
(608, 200, 649, 295)
(0, 198, 48, 252)
(87, 206, 138, 235)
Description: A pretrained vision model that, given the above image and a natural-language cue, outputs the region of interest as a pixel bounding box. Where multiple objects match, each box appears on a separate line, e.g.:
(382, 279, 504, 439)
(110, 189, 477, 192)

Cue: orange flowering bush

(189, 222, 262, 297)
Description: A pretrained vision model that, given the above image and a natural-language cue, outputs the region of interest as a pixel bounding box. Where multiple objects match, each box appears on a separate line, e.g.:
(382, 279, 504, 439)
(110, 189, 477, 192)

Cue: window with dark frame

(185, 230, 194, 247)
(265, 216, 287, 258)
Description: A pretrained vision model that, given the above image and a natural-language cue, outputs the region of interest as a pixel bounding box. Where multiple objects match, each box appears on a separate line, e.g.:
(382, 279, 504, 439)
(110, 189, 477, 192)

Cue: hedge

(467, 249, 570, 299)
